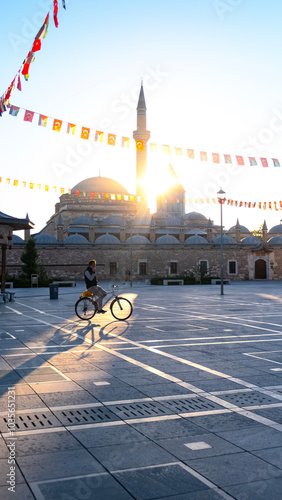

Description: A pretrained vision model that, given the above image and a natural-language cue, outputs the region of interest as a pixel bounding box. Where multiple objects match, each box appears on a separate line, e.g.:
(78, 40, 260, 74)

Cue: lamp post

(126, 213, 134, 287)
(217, 188, 226, 296)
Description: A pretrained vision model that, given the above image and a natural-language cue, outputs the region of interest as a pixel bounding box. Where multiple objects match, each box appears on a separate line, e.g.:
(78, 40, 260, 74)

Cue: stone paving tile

(28, 381, 84, 394)
(130, 418, 206, 440)
(0, 438, 9, 459)
(0, 393, 48, 411)
(71, 423, 149, 448)
(31, 473, 134, 500)
(252, 406, 282, 424)
(17, 449, 105, 482)
(135, 383, 194, 398)
(184, 451, 282, 487)
(0, 483, 35, 500)
(0, 458, 26, 486)
(250, 446, 282, 469)
(113, 463, 209, 500)
(8, 430, 83, 457)
(157, 491, 228, 500)
(224, 477, 282, 500)
(88, 441, 178, 472)
(216, 425, 282, 452)
(188, 412, 261, 433)
(37, 389, 100, 406)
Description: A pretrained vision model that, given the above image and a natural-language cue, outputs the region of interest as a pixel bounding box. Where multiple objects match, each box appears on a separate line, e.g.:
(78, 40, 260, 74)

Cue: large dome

(71, 176, 129, 195)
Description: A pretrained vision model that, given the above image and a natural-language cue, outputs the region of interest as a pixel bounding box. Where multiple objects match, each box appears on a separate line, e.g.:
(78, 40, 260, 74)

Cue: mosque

(8, 85, 282, 282)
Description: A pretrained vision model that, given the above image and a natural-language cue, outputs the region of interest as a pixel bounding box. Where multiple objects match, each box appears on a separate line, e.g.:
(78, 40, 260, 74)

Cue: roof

(267, 236, 282, 245)
(71, 176, 129, 195)
(13, 234, 24, 243)
(227, 224, 250, 234)
(185, 235, 209, 245)
(0, 211, 34, 230)
(156, 235, 180, 245)
(268, 224, 282, 234)
(241, 236, 261, 246)
(183, 211, 208, 222)
(34, 234, 57, 244)
(101, 216, 126, 226)
(70, 216, 96, 226)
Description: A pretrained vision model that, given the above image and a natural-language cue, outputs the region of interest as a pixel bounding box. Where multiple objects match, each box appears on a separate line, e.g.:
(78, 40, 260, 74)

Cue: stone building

(5, 85, 282, 282)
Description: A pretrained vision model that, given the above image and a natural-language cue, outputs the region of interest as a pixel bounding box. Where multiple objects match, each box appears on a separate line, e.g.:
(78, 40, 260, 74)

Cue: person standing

(84, 259, 107, 313)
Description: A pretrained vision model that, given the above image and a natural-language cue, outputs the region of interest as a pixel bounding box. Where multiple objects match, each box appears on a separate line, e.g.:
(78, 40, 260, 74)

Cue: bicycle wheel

(75, 297, 97, 320)
(110, 297, 133, 321)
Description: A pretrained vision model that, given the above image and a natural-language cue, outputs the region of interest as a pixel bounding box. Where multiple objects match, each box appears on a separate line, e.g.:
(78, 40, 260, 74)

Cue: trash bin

(49, 284, 58, 299)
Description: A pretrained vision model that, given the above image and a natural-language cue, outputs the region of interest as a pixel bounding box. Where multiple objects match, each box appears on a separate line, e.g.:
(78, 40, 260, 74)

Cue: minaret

(133, 82, 150, 212)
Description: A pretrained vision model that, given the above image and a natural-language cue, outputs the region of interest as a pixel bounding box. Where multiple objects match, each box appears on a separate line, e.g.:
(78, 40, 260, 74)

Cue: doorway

(255, 258, 267, 279)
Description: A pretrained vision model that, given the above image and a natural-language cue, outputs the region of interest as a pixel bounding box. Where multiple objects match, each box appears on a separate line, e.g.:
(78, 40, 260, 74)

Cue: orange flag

(53, 119, 62, 132)
(81, 127, 90, 139)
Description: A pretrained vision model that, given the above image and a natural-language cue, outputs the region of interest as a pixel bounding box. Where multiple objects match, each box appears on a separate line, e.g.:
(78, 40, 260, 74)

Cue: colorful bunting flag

(175, 147, 182, 156)
(236, 155, 244, 165)
(249, 157, 258, 166)
(108, 133, 116, 146)
(38, 114, 48, 127)
(9, 105, 20, 116)
(150, 143, 157, 152)
(23, 110, 34, 122)
(187, 149, 195, 159)
(272, 158, 281, 167)
(17, 75, 22, 91)
(122, 137, 130, 148)
(53, 0, 59, 27)
(36, 12, 49, 39)
(200, 151, 207, 161)
(260, 158, 268, 167)
(32, 39, 41, 52)
(81, 127, 90, 139)
(135, 140, 144, 151)
(212, 153, 220, 163)
(95, 130, 104, 142)
(163, 145, 171, 154)
(67, 123, 76, 135)
(53, 119, 62, 131)
(224, 154, 232, 164)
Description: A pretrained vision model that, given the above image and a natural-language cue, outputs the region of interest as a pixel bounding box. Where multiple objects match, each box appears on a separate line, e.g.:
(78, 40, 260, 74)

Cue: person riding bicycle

(84, 259, 107, 314)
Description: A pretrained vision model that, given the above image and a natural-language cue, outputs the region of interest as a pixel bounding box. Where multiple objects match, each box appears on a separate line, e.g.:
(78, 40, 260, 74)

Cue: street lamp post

(126, 213, 134, 287)
(217, 188, 226, 296)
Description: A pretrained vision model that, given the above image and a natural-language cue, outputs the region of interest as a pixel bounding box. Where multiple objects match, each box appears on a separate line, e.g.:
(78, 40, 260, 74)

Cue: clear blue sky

(1, 0, 282, 234)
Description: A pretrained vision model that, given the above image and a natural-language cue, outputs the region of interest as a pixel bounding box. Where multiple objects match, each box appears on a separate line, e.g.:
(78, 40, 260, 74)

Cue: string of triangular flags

(0, 1, 66, 116)
(0, 175, 282, 210)
(7, 103, 282, 166)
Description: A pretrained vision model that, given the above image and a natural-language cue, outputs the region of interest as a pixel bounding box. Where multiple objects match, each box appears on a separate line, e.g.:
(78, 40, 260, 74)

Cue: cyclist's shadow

(74, 319, 131, 359)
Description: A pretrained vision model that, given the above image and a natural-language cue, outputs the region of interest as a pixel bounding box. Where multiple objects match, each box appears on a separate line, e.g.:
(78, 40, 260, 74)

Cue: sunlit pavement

(1, 281, 282, 500)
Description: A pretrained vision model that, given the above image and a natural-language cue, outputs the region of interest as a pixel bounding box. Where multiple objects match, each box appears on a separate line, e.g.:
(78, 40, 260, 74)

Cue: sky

(1, 0, 282, 236)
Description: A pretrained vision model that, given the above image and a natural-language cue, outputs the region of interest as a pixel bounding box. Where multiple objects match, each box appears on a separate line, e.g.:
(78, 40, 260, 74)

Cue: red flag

(32, 39, 41, 52)
(212, 153, 220, 163)
(260, 158, 268, 167)
(53, 0, 59, 27)
(236, 155, 244, 165)
(53, 119, 62, 131)
(75, 190, 80, 196)
(23, 110, 34, 122)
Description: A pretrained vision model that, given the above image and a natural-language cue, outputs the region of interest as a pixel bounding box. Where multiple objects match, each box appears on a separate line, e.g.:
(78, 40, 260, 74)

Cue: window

(170, 262, 178, 274)
(139, 262, 147, 275)
(199, 260, 208, 275)
(110, 262, 117, 275)
(228, 260, 237, 275)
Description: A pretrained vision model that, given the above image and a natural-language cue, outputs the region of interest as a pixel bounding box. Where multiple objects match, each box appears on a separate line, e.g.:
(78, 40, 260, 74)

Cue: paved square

(1, 281, 282, 499)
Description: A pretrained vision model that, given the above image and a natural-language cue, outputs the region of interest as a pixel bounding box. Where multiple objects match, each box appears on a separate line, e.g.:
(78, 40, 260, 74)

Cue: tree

(20, 238, 39, 279)
(251, 224, 263, 240)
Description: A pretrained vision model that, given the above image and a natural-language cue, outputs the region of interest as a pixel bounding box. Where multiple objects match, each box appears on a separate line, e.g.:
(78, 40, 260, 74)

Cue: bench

(163, 279, 184, 286)
(5, 282, 13, 289)
(211, 279, 230, 285)
(52, 281, 76, 287)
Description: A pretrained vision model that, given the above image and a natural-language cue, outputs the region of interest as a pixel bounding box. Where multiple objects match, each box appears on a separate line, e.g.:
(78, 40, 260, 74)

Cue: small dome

(156, 235, 180, 245)
(132, 217, 152, 226)
(126, 235, 151, 245)
(71, 176, 128, 195)
(163, 216, 182, 226)
(101, 216, 125, 226)
(185, 229, 207, 235)
(34, 234, 58, 244)
(213, 235, 237, 245)
(64, 234, 89, 244)
(95, 234, 121, 244)
(227, 224, 250, 234)
(267, 236, 282, 245)
(268, 224, 282, 234)
(185, 235, 209, 245)
(13, 234, 24, 243)
(241, 236, 261, 246)
(183, 211, 208, 221)
(70, 216, 96, 226)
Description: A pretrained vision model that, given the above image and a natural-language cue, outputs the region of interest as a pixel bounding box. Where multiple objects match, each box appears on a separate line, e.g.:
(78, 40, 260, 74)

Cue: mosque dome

(241, 236, 261, 246)
(70, 216, 96, 226)
(267, 236, 282, 245)
(183, 211, 208, 222)
(95, 234, 121, 244)
(13, 234, 24, 243)
(268, 224, 282, 234)
(227, 224, 250, 234)
(185, 235, 209, 245)
(156, 235, 180, 245)
(34, 234, 58, 244)
(213, 235, 237, 245)
(71, 176, 129, 195)
(64, 234, 89, 244)
(126, 235, 151, 245)
(101, 216, 126, 226)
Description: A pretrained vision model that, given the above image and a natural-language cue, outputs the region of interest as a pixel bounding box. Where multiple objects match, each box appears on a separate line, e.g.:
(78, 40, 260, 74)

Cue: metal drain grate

(159, 396, 224, 413)
(217, 391, 280, 407)
(54, 407, 120, 426)
(1, 412, 60, 432)
(108, 401, 173, 419)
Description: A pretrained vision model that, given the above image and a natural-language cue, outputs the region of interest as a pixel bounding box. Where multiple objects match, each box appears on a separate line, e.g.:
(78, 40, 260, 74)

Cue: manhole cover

(217, 391, 280, 407)
(54, 407, 120, 426)
(1, 411, 61, 432)
(108, 401, 173, 419)
(159, 396, 224, 413)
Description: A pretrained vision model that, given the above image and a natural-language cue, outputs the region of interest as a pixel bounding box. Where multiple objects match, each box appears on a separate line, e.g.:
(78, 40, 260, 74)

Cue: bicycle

(75, 284, 133, 321)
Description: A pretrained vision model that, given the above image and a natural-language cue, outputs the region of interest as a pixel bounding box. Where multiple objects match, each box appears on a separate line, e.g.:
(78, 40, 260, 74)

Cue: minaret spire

(133, 81, 150, 213)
